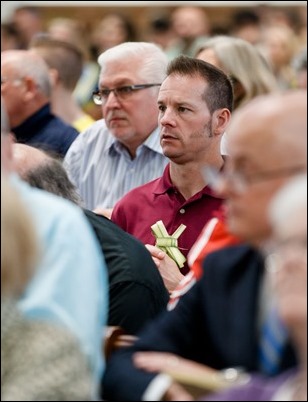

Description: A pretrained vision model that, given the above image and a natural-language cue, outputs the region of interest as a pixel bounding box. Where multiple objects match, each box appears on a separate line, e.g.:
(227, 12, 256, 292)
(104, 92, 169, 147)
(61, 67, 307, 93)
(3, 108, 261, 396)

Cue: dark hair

(232, 9, 260, 28)
(150, 16, 171, 33)
(26, 158, 82, 206)
(166, 55, 233, 113)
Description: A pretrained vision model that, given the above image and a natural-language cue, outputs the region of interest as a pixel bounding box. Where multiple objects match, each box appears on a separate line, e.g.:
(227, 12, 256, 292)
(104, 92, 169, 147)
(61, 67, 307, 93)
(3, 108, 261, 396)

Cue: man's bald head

(12, 143, 81, 205)
(222, 90, 307, 244)
(226, 90, 307, 171)
(13, 143, 49, 180)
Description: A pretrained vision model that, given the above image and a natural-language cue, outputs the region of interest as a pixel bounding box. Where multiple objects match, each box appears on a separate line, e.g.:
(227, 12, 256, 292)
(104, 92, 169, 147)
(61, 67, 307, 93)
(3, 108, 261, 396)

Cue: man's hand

(145, 244, 185, 293)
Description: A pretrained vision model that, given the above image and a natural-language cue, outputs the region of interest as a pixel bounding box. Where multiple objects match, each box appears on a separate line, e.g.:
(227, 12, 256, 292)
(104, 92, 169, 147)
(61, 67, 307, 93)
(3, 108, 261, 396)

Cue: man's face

(218, 91, 306, 246)
(99, 58, 160, 150)
(157, 74, 216, 164)
(1, 61, 25, 128)
(223, 130, 288, 244)
(222, 100, 307, 245)
(271, 191, 307, 337)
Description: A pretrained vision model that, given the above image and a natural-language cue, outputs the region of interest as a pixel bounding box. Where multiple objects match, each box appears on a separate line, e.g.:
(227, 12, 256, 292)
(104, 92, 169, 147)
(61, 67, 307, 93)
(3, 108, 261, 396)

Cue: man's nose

(104, 90, 120, 108)
(159, 109, 176, 127)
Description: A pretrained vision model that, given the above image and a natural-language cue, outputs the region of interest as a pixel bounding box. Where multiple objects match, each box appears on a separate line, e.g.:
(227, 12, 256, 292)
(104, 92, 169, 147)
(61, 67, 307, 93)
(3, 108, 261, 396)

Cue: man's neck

(170, 156, 224, 200)
(51, 88, 84, 126)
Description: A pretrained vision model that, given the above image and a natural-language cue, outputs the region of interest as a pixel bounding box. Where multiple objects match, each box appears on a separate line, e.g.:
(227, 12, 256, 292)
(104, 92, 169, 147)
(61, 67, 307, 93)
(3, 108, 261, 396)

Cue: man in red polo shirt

(111, 55, 233, 291)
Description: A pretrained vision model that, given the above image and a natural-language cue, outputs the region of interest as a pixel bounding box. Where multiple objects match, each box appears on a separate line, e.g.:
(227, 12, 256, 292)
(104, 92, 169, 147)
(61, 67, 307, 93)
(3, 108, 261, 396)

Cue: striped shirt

(64, 119, 168, 209)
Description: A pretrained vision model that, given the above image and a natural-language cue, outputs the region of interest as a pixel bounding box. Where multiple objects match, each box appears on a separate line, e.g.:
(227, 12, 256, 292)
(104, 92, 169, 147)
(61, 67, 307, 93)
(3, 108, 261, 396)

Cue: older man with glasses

(1, 50, 79, 157)
(102, 90, 307, 401)
(64, 42, 169, 217)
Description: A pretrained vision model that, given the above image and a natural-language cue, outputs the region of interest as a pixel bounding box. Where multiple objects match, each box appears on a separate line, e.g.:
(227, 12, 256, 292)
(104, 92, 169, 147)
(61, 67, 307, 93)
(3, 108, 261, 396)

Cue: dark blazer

(12, 104, 78, 157)
(84, 210, 169, 335)
(102, 244, 297, 401)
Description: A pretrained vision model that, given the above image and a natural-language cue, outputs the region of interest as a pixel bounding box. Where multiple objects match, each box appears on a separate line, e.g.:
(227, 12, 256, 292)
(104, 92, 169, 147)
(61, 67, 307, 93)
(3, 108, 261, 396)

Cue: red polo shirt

(111, 164, 224, 274)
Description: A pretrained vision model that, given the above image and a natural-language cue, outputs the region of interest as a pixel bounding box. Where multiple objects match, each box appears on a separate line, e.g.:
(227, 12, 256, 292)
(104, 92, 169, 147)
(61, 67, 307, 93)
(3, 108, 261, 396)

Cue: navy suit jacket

(102, 244, 296, 401)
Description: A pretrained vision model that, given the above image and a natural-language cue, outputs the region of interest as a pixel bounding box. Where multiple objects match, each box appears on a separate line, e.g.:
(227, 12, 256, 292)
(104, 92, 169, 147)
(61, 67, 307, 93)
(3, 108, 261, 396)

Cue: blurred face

(172, 8, 208, 38)
(223, 137, 285, 244)
(95, 16, 129, 52)
(264, 28, 294, 68)
(197, 48, 223, 70)
(99, 58, 160, 155)
(272, 211, 307, 345)
(157, 74, 214, 164)
(218, 112, 304, 245)
(1, 61, 25, 128)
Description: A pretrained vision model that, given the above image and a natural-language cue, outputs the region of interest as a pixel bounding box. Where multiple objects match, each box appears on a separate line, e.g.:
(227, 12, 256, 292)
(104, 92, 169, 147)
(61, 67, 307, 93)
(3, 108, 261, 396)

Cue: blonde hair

(196, 36, 278, 109)
(1, 179, 39, 296)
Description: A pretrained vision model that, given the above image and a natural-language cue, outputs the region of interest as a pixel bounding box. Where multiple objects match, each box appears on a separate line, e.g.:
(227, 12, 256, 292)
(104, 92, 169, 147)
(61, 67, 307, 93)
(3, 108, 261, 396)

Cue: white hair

(97, 41, 168, 84)
(2, 50, 51, 97)
(269, 174, 307, 235)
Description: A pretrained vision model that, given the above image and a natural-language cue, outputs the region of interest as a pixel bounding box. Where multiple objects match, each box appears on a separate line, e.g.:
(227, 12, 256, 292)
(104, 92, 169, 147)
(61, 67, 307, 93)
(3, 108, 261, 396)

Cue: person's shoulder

(79, 118, 108, 139)
(117, 176, 163, 204)
(84, 209, 151, 257)
(202, 243, 262, 272)
(48, 114, 79, 137)
(13, 176, 85, 221)
(65, 119, 111, 155)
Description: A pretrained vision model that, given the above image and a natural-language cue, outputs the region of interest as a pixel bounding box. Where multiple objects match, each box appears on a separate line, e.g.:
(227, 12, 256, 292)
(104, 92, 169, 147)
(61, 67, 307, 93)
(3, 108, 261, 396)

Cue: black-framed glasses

(92, 83, 161, 105)
(203, 165, 306, 194)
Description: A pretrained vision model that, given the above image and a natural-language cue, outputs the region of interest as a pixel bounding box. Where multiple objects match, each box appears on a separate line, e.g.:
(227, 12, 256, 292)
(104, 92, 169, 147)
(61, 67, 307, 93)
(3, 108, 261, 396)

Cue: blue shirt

(64, 119, 168, 210)
(12, 104, 79, 157)
(11, 176, 108, 393)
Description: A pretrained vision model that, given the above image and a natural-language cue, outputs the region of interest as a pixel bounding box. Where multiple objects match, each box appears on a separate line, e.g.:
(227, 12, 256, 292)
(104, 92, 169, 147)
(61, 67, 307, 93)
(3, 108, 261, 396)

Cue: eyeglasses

(92, 83, 161, 105)
(203, 165, 306, 194)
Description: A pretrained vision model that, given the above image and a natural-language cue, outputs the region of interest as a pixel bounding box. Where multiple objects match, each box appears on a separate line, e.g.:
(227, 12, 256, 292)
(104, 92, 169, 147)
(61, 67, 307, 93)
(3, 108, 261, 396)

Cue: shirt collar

(143, 127, 163, 154)
(109, 126, 163, 156)
(152, 164, 225, 200)
(152, 164, 173, 195)
(12, 104, 51, 141)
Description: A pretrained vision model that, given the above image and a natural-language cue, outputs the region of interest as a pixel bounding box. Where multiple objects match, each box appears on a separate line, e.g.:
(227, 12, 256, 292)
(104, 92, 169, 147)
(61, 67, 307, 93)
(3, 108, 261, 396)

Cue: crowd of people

(1, 3, 307, 401)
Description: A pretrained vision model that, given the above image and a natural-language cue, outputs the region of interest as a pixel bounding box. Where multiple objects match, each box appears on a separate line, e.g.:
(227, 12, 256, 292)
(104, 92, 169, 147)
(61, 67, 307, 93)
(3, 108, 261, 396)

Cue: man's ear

(48, 68, 59, 87)
(212, 108, 231, 137)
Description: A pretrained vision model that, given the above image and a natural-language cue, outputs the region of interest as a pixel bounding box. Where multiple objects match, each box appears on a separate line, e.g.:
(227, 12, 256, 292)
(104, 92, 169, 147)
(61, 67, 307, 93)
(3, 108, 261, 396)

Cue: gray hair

(98, 41, 168, 84)
(269, 174, 307, 236)
(26, 157, 82, 207)
(2, 50, 52, 97)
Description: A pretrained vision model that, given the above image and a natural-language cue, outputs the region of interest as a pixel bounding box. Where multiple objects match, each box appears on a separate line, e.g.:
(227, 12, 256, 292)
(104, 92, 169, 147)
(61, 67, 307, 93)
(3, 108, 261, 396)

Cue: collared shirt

(64, 119, 169, 210)
(112, 164, 224, 274)
(10, 175, 108, 394)
(12, 104, 79, 157)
